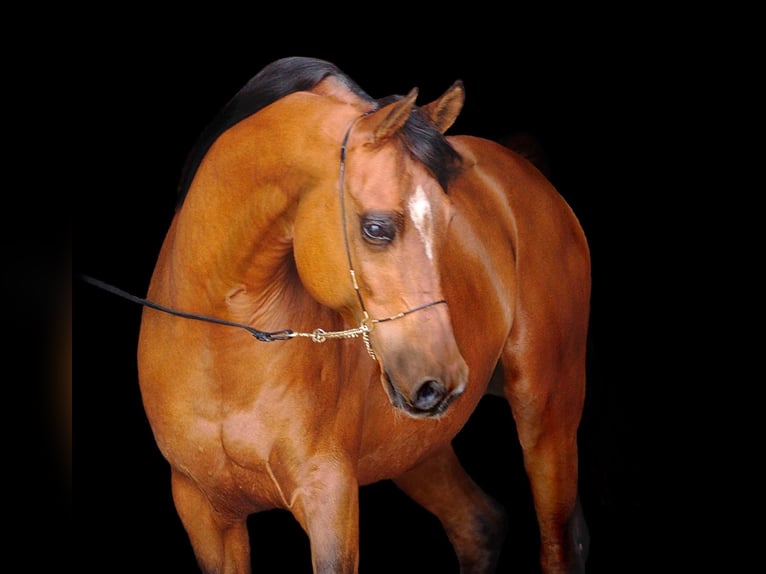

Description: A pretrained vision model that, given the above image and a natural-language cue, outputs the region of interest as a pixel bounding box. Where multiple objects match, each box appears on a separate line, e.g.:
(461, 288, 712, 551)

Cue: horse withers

(137, 56, 591, 573)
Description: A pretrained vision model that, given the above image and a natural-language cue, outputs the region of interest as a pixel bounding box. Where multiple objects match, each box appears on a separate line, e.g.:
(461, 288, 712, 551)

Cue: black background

(66, 20, 720, 573)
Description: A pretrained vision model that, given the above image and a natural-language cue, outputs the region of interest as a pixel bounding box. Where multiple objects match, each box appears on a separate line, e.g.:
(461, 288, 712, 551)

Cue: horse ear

(421, 80, 465, 133)
(358, 88, 419, 147)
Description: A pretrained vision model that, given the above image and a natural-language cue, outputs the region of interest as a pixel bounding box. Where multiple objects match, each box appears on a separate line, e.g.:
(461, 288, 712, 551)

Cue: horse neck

(163, 124, 327, 327)
(155, 94, 365, 331)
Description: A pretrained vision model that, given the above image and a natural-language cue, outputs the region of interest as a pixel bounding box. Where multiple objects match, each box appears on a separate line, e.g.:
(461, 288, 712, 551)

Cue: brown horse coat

(137, 57, 590, 574)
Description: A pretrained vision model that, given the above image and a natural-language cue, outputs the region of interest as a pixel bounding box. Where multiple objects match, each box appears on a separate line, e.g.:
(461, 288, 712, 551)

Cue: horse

(136, 56, 591, 573)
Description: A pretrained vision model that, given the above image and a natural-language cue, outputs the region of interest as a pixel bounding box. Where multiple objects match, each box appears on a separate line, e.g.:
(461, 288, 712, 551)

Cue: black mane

(175, 57, 372, 207)
(176, 57, 462, 208)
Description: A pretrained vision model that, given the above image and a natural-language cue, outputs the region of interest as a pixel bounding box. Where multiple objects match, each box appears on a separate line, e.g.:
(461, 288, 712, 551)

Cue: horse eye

(361, 217, 396, 243)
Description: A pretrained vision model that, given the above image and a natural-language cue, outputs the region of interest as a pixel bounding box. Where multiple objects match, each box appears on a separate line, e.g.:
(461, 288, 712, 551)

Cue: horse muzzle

(380, 353, 468, 419)
(365, 298, 468, 418)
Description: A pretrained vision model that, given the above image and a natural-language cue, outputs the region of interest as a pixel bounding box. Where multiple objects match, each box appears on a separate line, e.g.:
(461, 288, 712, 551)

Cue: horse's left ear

(421, 80, 465, 134)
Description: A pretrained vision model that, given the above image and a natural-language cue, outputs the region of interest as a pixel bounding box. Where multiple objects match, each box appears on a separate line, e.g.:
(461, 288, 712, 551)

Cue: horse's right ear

(421, 80, 465, 134)
(357, 87, 419, 147)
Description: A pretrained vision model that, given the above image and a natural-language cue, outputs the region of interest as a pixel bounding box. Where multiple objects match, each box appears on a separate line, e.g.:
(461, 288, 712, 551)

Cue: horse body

(137, 57, 590, 573)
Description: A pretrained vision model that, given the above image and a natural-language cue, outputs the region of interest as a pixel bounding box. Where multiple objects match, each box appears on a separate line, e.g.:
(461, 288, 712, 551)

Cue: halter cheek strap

(338, 115, 370, 319)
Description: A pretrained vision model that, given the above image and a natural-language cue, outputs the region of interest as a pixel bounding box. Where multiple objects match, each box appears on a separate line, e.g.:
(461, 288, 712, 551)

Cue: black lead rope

(77, 120, 362, 345)
(78, 274, 294, 342)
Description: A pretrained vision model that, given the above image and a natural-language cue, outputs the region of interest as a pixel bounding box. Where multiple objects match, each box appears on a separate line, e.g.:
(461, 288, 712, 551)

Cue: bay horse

(137, 56, 591, 573)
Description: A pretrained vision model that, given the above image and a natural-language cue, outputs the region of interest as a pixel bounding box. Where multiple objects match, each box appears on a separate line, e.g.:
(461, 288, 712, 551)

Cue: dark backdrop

(72, 29, 698, 573)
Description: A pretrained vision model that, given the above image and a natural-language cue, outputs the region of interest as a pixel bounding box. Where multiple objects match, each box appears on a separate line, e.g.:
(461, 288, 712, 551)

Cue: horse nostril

(412, 380, 447, 412)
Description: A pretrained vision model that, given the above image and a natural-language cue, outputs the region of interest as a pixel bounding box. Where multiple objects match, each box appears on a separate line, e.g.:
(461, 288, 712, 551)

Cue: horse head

(293, 81, 469, 419)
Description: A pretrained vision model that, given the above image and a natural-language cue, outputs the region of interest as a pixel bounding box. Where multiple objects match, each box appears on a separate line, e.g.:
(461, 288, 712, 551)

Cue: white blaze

(408, 185, 434, 261)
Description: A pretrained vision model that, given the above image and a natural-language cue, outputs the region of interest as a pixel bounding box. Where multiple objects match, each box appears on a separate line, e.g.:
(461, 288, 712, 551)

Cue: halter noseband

(79, 113, 447, 360)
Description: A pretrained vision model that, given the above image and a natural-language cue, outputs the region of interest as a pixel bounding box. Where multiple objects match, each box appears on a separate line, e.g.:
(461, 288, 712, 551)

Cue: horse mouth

(382, 369, 461, 419)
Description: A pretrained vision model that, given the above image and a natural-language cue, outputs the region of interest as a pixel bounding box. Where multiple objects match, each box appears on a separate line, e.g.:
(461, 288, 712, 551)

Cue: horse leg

(393, 445, 508, 573)
(171, 470, 252, 574)
(285, 457, 361, 574)
(502, 360, 590, 574)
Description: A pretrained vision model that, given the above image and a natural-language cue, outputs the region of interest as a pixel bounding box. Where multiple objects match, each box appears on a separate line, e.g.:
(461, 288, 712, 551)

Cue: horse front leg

(171, 470, 252, 574)
(394, 444, 508, 573)
(285, 456, 361, 574)
(504, 362, 590, 574)
(522, 439, 589, 574)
